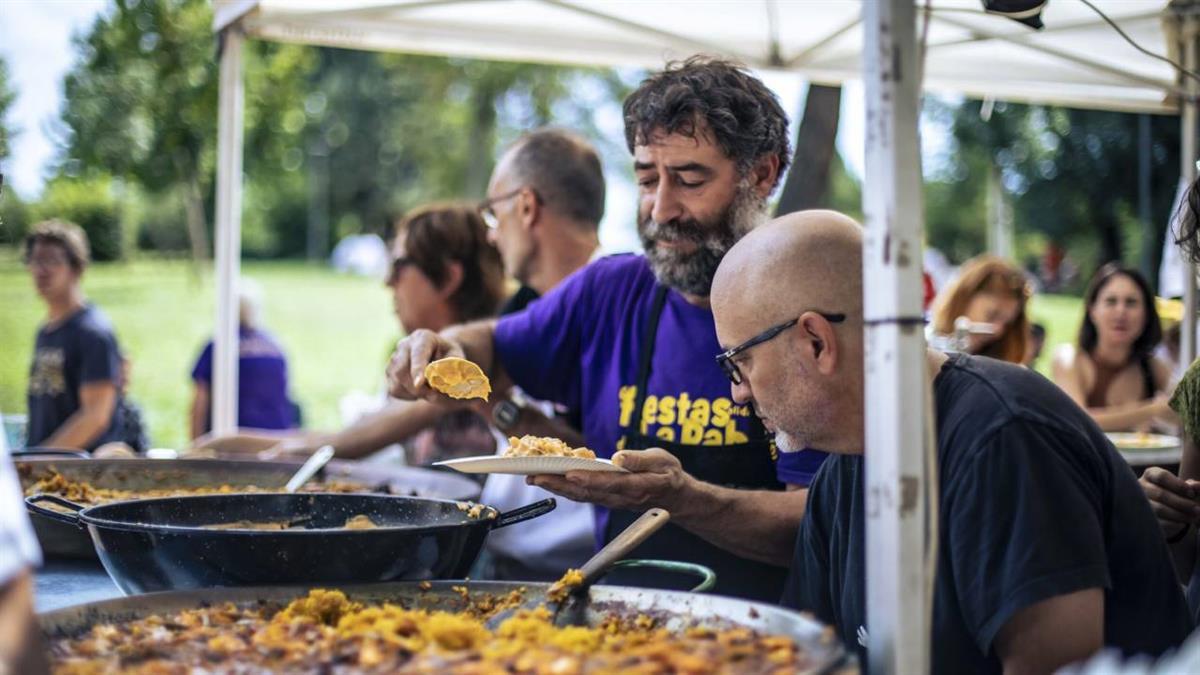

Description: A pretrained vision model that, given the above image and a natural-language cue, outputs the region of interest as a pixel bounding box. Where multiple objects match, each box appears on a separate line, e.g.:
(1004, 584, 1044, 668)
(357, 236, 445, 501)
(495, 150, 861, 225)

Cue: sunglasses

(715, 312, 846, 385)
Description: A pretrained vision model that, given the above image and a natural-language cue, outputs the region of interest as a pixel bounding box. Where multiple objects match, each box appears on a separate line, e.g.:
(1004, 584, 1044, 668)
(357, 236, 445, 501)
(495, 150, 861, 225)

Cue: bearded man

(387, 57, 826, 601)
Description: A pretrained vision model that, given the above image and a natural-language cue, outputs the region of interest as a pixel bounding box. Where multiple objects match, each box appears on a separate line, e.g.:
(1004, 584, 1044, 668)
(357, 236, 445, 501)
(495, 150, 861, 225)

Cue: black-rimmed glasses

(477, 187, 539, 229)
(715, 312, 846, 385)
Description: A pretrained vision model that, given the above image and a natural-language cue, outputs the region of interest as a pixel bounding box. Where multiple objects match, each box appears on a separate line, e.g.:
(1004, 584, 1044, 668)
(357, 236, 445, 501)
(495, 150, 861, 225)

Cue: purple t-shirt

(495, 255, 827, 532)
(191, 326, 295, 431)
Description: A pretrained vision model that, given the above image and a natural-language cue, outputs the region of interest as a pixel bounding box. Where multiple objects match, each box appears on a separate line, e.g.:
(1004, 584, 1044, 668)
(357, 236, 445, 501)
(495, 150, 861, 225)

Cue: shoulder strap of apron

(628, 285, 670, 435)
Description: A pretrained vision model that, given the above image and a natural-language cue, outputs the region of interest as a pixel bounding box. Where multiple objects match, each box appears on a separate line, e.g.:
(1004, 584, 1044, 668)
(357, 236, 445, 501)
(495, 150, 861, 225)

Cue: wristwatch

(492, 399, 522, 432)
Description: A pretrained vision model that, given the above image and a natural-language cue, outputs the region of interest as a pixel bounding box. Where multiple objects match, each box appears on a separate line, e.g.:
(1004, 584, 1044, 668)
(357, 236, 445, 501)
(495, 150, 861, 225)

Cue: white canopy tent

(214, 0, 1182, 112)
(211, 1, 1197, 671)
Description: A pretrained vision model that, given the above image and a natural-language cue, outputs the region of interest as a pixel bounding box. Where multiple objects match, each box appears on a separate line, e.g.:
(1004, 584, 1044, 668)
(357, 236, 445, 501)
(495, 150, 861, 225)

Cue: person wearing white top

(0, 432, 48, 673)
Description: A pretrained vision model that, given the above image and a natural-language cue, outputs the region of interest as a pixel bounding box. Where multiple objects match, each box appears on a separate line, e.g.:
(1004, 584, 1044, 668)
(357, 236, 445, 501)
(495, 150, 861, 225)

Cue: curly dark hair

(623, 56, 791, 188)
(1078, 263, 1161, 365)
(1176, 175, 1200, 264)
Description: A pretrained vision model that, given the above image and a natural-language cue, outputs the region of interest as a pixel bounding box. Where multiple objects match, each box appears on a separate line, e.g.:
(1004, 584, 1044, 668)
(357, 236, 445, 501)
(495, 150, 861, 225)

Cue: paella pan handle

(604, 559, 717, 593)
(25, 494, 88, 527)
(493, 498, 557, 529)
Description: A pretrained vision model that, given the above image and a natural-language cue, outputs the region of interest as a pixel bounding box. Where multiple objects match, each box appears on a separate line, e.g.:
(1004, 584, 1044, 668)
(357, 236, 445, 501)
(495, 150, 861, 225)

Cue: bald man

(711, 211, 1192, 673)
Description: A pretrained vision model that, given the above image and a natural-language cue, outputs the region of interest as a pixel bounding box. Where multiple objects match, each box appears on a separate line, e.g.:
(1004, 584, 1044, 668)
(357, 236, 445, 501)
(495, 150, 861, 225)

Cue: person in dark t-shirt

(23, 220, 122, 452)
(710, 211, 1192, 673)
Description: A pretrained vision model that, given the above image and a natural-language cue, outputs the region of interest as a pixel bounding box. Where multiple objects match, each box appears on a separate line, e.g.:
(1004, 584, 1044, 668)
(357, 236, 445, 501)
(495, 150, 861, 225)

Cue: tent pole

(862, 0, 930, 672)
(1184, 14, 1198, 368)
(213, 27, 245, 436)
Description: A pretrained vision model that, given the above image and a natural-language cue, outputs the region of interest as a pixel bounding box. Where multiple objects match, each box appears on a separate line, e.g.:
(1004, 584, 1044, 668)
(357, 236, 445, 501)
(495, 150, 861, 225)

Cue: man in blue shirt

(189, 280, 297, 438)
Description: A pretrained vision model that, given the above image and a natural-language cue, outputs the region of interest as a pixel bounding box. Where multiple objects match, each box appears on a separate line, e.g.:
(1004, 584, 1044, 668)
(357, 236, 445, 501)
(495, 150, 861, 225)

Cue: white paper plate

(433, 455, 627, 475)
(1106, 432, 1181, 452)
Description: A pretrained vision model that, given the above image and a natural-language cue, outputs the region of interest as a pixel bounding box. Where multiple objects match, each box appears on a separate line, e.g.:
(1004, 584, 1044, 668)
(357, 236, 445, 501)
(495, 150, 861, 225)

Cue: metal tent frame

(211, 1, 1197, 670)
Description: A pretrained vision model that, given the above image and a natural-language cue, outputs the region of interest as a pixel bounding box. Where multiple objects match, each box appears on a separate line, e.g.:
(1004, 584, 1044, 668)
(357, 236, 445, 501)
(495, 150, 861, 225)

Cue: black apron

(605, 286, 789, 602)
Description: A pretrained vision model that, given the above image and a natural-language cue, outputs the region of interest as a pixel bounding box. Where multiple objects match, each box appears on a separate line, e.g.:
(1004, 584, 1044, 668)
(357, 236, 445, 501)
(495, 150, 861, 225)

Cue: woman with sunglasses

(1052, 264, 1175, 432)
(339, 202, 508, 465)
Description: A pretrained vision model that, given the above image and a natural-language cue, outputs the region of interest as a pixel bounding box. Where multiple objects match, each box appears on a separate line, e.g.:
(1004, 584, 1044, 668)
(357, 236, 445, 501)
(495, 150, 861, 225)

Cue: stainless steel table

(34, 559, 121, 613)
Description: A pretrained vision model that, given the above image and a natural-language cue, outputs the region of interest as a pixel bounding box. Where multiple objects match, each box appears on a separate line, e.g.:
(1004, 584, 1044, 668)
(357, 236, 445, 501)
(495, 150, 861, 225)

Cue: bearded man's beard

(639, 183, 768, 296)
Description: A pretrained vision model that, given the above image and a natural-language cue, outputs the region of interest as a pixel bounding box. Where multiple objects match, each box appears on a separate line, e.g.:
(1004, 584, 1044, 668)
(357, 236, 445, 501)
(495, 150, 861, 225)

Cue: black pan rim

(71, 491, 499, 535)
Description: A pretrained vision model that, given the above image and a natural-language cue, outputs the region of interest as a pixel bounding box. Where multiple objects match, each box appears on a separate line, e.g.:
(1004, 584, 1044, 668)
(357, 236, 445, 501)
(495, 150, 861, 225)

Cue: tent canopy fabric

(215, 0, 1182, 114)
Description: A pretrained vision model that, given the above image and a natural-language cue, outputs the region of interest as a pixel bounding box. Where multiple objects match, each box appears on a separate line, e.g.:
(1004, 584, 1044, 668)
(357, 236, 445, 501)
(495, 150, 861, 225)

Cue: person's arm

(267, 400, 448, 460)
(0, 571, 47, 675)
(1084, 396, 1174, 432)
(993, 588, 1103, 674)
(531, 448, 803, 566)
(1140, 434, 1200, 583)
(190, 382, 210, 440)
(41, 380, 116, 450)
(1052, 348, 1176, 431)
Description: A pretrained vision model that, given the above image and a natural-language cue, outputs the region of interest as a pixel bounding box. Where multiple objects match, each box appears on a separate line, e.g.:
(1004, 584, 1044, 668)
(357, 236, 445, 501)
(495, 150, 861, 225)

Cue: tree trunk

(465, 82, 499, 198)
(1097, 209, 1123, 266)
(775, 84, 842, 215)
(173, 150, 210, 276)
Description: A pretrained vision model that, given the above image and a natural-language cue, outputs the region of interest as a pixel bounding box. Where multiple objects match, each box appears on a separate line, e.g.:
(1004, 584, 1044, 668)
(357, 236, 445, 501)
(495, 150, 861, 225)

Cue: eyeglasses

(477, 187, 539, 229)
(715, 312, 846, 385)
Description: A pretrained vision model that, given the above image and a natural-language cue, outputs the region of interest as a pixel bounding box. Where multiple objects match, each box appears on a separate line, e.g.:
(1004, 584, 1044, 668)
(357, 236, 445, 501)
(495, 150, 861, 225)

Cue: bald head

(713, 210, 863, 322)
(712, 209, 865, 455)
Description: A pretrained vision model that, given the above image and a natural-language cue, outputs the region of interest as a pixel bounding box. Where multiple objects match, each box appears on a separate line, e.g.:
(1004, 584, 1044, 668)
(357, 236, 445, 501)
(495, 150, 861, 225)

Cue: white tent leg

(862, 0, 930, 672)
(213, 28, 245, 436)
(1182, 14, 1198, 368)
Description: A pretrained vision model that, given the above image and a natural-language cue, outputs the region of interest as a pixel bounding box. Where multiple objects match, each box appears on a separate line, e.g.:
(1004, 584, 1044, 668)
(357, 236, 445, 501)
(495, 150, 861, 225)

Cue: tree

(59, 0, 220, 263)
(776, 84, 842, 214)
(926, 99, 1179, 285)
(0, 55, 15, 162)
(0, 55, 25, 244)
(55, 0, 626, 260)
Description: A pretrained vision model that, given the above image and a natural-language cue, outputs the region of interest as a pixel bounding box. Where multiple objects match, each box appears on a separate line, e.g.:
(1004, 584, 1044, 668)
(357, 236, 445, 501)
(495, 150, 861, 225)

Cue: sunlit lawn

(1028, 293, 1085, 375)
(0, 248, 1087, 450)
(0, 250, 399, 450)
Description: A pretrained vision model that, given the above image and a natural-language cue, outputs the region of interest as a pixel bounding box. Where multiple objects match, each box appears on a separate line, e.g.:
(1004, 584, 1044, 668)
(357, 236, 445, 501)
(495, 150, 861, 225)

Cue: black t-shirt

(499, 284, 540, 316)
(26, 305, 122, 451)
(782, 353, 1192, 673)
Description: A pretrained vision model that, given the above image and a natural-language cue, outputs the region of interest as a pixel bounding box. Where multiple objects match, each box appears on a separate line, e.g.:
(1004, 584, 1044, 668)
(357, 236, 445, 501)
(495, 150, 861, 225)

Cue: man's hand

(386, 329, 467, 402)
(1139, 467, 1200, 533)
(528, 448, 692, 514)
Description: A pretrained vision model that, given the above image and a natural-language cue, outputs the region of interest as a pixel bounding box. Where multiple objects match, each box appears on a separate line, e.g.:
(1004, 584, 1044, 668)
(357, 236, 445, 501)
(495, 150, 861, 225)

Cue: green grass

(1028, 293, 1085, 376)
(1, 251, 399, 449)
